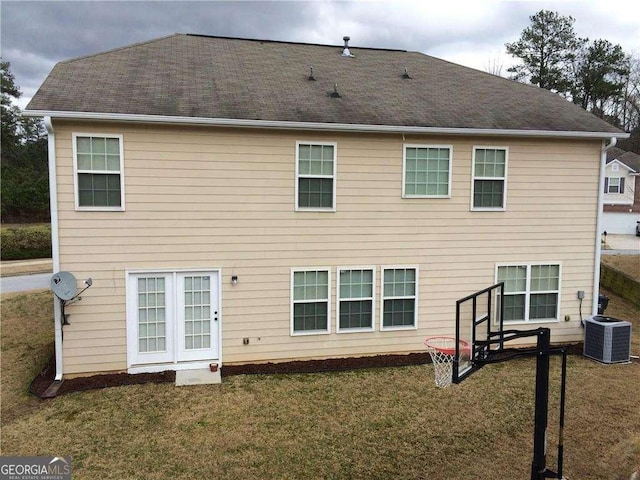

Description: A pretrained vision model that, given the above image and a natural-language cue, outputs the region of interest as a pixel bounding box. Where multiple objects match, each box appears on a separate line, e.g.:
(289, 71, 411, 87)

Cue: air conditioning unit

(583, 316, 632, 364)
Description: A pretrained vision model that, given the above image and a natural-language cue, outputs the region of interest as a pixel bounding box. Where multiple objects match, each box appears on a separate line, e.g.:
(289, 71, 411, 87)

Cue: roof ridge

(59, 33, 182, 64)
(184, 33, 407, 53)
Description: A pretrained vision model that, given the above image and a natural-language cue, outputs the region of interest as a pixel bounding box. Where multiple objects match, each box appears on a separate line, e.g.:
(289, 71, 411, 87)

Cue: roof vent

(402, 67, 411, 79)
(308, 66, 316, 81)
(330, 83, 341, 98)
(341, 36, 354, 57)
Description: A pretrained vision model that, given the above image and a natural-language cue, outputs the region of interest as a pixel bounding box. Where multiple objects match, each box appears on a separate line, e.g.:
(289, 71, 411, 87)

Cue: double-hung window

(472, 147, 507, 210)
(74, 134, 124, 210)
(497, 263, 561, 323)
(291, 269, 331, 335)
(403, 145, 452, 198)
(337, 267, 375, 332)
(605, 177, 624, 194)
(296, 142, 336, 211)
(381, 267, 418, 330)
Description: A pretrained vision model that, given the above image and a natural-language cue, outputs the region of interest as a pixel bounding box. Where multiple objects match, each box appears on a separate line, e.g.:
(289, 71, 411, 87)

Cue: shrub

(1, 224, 52, 260)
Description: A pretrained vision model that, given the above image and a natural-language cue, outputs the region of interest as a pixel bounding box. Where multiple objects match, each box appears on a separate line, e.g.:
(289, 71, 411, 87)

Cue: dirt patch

(29, 353, 175, 398)
(29, 346, 586, 397)
(221, 352, 431, 377)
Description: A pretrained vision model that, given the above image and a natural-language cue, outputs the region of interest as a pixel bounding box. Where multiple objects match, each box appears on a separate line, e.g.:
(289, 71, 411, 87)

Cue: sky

(1, 0, 639, 110)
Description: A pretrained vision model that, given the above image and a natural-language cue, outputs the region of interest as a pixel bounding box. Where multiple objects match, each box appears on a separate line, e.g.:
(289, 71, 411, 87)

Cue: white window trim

(72, 133, 125, 211)
(125, 268, 222, 369)
(402, 144, 453, 198)
(295, 141, 337, 212)
(336, 266, 376, 333)
(290, 267, 332, 336)
(380, 265, 419, 331)
(471, 146, 508, 212)
(495, 262, 562, 324)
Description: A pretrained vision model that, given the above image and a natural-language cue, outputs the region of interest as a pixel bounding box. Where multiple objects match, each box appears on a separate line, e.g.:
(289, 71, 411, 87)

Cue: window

(403, 145, 452, 198)
(497, 263, 561, 323)
(381, 267, 418, 330)
(296, 142, 336, 211)
(605, 177, 624, 194)
(472, 147, 507, 210)
(74, 134, 124, 210)
(337, 268, 375, 332)
(291, 269, 330, 335)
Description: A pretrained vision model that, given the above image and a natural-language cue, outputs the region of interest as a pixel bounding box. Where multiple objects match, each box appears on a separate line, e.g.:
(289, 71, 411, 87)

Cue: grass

(1, 288, 638, 479)
(602, 254, 640, 282)
(1, 259, 53, 277)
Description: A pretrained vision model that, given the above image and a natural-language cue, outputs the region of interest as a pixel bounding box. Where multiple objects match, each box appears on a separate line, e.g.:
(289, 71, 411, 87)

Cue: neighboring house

(602, 146, 640, 235)
(25, 34, 628, 381)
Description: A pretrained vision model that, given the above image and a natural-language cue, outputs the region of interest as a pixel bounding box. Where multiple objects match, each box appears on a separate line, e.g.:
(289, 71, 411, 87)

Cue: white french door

(128, 271, 220, 367)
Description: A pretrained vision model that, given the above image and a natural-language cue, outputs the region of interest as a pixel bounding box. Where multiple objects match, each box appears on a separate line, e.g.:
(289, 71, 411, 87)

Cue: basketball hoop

(424, 336, 471, 388)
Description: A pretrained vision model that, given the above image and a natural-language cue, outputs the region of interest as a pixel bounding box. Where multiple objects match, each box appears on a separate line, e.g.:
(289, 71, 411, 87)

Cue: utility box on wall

(583, 316, 632, 364)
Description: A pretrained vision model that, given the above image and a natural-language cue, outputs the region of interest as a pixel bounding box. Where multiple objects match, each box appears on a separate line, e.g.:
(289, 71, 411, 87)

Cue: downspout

(593, 137, 616, 316)
(44, 117, 63, 381)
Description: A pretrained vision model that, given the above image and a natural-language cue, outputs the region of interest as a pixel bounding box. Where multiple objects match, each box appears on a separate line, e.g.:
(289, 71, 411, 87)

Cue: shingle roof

(27, 34, 624, 134)
(607, 147, 640, 172)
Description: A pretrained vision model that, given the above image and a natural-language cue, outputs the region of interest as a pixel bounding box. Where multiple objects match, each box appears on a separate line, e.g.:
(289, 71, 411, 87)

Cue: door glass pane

(138, 277, 167, 353)
(184, 276, 211, 351)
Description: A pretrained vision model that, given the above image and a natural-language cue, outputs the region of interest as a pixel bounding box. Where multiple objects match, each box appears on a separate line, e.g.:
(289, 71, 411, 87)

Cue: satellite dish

(51, 272, 78, 301)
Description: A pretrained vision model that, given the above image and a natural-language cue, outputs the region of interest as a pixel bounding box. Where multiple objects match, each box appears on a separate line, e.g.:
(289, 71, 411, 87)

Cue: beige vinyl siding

(53, 120, 601, 374)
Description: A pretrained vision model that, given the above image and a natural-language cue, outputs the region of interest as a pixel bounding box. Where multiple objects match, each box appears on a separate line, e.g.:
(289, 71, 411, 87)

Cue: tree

(505, 10, 585, 95)
(1, 60, 23, 164)
(484, 54, 505, 77)
(618, 54, 640, 135)
(571, 39, 629, 121)
(1, 60, 50, 222)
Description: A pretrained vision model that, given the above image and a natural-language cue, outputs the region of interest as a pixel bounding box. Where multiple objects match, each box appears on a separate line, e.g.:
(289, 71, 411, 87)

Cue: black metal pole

(557, 348, 567, 478)
(531, 328, 551, 480)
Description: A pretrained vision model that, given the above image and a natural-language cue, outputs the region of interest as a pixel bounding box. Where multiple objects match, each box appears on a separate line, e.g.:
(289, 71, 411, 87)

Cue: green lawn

(1, 289, 638, 479)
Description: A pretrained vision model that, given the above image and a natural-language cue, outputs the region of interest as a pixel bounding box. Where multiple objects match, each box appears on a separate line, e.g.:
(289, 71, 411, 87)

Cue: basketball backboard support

(453, 282, 504, 384)
(452, 282, 569, 479)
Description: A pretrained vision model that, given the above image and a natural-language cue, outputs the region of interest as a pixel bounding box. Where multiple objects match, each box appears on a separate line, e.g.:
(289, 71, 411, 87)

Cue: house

(602, 146, 640, 235)
(25, 34, 628, 383)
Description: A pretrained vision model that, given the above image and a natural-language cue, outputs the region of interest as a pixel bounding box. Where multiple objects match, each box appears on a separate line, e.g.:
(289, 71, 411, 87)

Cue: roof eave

(24, 110, 630, 140)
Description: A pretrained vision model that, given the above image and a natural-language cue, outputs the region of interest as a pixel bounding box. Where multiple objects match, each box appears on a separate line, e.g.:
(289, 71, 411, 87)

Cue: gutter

(593, 137, 617, 316)
(23, 110, 630, 140)
(44, 117, 63, 381)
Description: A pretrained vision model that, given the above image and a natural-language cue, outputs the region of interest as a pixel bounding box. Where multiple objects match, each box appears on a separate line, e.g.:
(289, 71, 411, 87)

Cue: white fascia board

(23, 110, 631, 140)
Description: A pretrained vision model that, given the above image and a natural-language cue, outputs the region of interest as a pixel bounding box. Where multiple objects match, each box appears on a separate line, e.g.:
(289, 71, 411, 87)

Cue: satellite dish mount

(50, 272, 92, 326)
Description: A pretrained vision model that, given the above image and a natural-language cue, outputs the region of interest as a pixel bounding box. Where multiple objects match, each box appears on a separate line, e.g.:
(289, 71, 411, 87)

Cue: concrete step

(175, 368, 221, 386)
